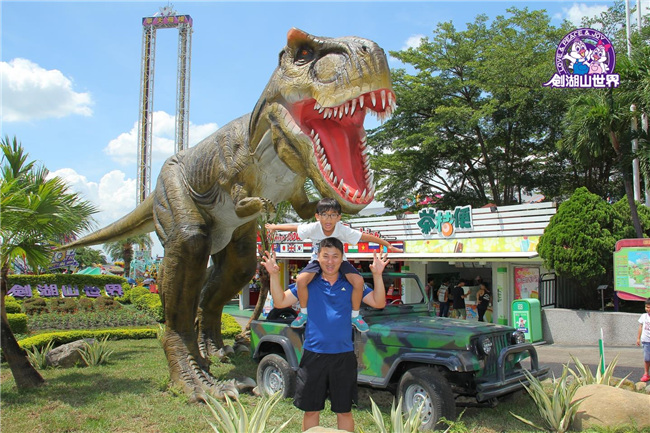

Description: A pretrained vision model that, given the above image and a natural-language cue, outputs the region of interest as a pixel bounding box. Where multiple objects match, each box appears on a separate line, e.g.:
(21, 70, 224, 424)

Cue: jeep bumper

(475, 343, 549, 402)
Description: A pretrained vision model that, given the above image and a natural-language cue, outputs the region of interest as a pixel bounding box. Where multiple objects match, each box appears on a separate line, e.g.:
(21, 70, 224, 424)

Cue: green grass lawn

(0, 338, 579, 432)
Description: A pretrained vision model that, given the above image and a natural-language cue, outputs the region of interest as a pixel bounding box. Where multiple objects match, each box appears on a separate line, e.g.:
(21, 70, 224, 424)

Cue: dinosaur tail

(62, 194, 156, 250)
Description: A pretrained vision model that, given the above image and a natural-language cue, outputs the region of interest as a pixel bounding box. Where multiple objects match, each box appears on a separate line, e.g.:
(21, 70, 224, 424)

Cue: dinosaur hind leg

(153, 172, 237, 402)
(197, 220, 258, 359)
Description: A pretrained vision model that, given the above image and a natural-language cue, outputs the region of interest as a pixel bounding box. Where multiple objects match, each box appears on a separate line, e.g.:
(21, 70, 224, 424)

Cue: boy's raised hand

(370, 251, 389, 274)
(260, 250, 280, 275)
(264, 223, 276, 234)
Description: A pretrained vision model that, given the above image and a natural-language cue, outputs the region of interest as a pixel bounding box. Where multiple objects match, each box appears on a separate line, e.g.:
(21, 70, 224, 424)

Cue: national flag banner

(287, 244, 295, 252)
(347, 244, 359, 253)
(358, 243, 369, 253)
(272, 244, 281, 252)
(303, 243, 312, 253)
(368, 242, 380, 251)
(295, 244, 304, 253)
(280, 244, 289, 253)
(390, 242, 404, 251)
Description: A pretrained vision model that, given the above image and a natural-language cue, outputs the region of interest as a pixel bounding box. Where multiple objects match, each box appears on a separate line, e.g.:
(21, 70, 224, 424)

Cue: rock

(571, 384, 650, 431)
(233, 342, 250, 354)
(45, 339, 95, 368)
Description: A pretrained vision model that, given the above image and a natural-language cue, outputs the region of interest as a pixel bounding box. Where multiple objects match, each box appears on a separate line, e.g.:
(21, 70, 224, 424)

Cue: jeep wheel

(256, 354, 295, 398)
(398, 367, 455, 430)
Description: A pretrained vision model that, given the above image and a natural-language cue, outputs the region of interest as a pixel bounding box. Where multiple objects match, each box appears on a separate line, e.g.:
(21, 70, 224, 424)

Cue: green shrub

(77, 336, 114, 366)
(5, 298, 22, 313)
(23, 297, 48, 315)
(94, 296, 121, 311)
(25, 340, 54, 370)
(18, 328, 157, 351)
(47, 297, 77, 313)
(7, 313, 28, 334)
(78, 297, 94, 311)
(115, 283, 133, 304)
(129, 286, 151, 304)
(221, 313, 241, 339)
(133, 293, 164, 322)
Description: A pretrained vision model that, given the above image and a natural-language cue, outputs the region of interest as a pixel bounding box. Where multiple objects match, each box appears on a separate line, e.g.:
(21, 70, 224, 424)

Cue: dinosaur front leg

(197, 220, 258, 359)
(154, 175, 237, 402)
(231, 184, 276, 218)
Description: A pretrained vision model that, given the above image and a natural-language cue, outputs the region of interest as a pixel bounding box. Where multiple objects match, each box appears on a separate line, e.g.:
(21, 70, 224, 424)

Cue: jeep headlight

(478, 336, 493, 356)
(510, 331, 526, 345)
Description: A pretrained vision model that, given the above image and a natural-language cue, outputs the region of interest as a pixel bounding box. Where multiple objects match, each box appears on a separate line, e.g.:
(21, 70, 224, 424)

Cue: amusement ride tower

(136, 5, 193, 205)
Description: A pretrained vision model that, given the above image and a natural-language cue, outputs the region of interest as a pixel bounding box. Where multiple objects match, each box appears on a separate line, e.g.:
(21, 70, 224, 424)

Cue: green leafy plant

(568, 354, 628, 387)
(25, 339, 54, 369)
(203, 392, 291, 433)
(438, 409, 470, 433)
(360, 396, 424, 433)
(77, 336, 114, 366)
(510, 367, 585, 433)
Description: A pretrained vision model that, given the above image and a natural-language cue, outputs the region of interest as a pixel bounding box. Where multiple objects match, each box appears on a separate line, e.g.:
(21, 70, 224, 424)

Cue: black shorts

(300, 260, 359, 276)
(294, 350, 358, 413)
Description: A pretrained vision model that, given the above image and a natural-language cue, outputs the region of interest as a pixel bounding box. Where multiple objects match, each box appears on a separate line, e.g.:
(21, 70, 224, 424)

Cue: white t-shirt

(297, 221, 363, 262)
(639, 312, 650, 343)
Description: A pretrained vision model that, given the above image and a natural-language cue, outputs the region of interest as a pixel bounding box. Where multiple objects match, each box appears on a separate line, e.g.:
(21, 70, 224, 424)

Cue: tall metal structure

(137, 6, 193, 205)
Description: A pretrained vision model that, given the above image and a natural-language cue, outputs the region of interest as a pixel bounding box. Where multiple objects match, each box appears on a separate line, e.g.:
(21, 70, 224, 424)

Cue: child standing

(266, 198, 403, 332)
(636, 297, 650, 382)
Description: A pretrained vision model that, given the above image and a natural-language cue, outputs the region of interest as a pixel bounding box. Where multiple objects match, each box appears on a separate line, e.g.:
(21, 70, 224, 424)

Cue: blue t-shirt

(290, 277, 372, 354)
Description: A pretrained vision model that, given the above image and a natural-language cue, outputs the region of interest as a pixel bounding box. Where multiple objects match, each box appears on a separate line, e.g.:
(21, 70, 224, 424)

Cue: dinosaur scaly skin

(64, 28, 394, 402)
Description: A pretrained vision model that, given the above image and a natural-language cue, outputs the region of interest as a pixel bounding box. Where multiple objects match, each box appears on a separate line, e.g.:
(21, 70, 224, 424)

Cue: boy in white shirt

(266, 198, 402, 332)
(636, 297, 650, 382)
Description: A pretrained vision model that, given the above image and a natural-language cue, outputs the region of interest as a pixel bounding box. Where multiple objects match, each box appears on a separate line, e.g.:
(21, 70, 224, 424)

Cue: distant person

(636, 297, 650, 382)
(266, 197, 402, 332)
(476, 283, 491, 322)
(424, 278, 435, 301)
(451, 280, 467, 319)
(437, 279, 450, 317)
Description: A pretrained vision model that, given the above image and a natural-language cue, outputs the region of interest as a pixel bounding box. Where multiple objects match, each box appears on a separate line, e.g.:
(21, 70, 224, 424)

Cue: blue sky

(1, 0, 635, 257)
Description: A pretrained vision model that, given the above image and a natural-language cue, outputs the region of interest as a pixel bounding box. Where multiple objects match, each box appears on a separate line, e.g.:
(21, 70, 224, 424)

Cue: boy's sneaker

(291, 312, 308, 328)
(351, 315, 369, 332)
(641, 373, 650, 382)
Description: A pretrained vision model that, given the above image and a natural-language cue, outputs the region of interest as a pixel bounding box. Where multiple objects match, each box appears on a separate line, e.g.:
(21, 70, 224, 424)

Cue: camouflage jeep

(250, 272, 548, 429)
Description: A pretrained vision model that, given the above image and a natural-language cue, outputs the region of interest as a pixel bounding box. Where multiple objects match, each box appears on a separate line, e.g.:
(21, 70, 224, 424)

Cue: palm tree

(560, 89, 643, 237)
(1, 136, 97, 388)
(103, 234, 153, 279)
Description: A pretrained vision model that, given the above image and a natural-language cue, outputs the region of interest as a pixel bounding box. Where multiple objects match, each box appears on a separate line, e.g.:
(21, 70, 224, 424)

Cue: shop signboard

(614, 238, 650, 301)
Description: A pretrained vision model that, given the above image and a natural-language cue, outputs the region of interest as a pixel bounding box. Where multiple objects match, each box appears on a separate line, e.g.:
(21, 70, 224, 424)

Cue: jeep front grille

(483, 333, 509, 376)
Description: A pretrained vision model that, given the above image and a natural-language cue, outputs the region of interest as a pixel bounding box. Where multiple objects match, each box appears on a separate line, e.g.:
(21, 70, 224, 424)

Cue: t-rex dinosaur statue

(63, 28, 395, 402)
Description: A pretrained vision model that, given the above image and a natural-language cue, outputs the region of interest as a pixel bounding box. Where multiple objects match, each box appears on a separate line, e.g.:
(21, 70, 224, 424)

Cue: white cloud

(48, 167, 164, 257)
(1, 58, 93, 122)
(555, 3, 609, 26)
(104, 110, 218, 165)
(402, 34, 426, 50)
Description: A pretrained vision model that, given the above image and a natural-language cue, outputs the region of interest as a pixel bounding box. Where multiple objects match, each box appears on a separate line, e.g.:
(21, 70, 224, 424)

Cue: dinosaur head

(250, 28, 395, 214)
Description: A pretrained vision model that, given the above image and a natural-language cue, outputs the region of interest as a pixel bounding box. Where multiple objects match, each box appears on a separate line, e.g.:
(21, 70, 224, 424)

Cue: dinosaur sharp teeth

(370, 92, 377, 107)
(339, 109, 344, 119)
(360, 189, 367, 201)
(359, 96, 364, 109)
(338, 178, 344, 190)
(381, 90, 386, 110)
(314, 102, 321, 110)
(319, 106, 325, 114)
(344, 102, 349, 115)
(333, 107, 338, 117)
(388, 92, 393, 107)
(350, 98, 357, 116)
(311, 129, 315, 137)
(333, 176, 337, 185)
(329, 171, 334, 181)
(351, 189, 359, 201)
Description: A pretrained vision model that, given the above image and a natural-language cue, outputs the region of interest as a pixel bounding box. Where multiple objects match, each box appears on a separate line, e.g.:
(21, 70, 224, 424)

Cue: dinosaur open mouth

(291, 88, 395, 205)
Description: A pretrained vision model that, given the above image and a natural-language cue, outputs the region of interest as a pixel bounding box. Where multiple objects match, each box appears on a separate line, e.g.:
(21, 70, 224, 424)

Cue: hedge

(133, 293, 164, 322)
(18, 328, 158, 351)
(7, 313, 28, 334)
(222, 313, 242, 338)
(5, 299, 22, 314)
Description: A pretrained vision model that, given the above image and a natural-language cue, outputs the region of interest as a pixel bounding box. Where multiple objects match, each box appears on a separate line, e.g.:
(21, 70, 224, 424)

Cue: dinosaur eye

(295, 46, 314, 65)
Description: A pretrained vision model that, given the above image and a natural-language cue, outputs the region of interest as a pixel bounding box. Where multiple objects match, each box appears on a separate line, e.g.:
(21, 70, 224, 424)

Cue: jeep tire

(256, 353, 296, 398)
(398, 367, 455, 430)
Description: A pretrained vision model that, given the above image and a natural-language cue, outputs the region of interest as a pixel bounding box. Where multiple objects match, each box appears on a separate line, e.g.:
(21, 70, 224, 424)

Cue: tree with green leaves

(103, 234, 153, 279)
(537, 187, 617, 301)
(1, 136, 97, 388)
(368, 7, 570, 210)
(72, 246, 107, 268)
